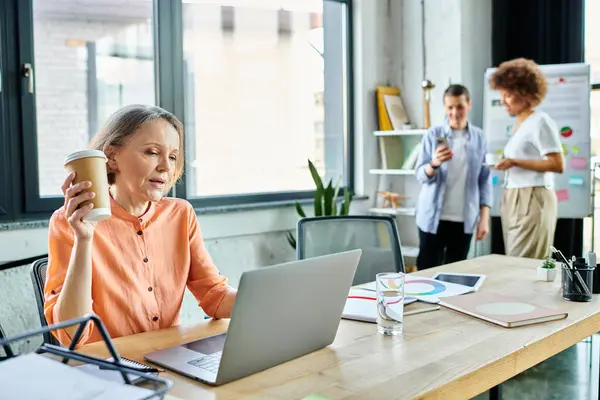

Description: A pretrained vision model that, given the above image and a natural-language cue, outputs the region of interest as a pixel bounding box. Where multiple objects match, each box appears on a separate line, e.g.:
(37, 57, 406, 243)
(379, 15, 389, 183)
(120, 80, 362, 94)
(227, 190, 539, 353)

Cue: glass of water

(376, 272, 405, 335)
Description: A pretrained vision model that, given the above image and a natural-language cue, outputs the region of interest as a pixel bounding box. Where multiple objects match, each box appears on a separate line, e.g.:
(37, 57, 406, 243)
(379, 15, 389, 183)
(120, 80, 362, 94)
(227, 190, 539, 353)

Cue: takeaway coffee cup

(485, 153, 502, 167)
(63, 150, 111, 222)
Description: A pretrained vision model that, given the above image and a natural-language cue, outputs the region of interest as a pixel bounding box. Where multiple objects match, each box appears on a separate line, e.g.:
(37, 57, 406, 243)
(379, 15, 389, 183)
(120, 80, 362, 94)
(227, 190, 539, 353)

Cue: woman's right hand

(431, 146, 453, 166)
(61, 172, 97, 241)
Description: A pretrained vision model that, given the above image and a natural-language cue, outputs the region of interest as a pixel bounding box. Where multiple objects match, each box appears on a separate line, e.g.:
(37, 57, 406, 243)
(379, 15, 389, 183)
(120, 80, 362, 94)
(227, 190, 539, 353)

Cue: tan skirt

(500, 187, 557, 259)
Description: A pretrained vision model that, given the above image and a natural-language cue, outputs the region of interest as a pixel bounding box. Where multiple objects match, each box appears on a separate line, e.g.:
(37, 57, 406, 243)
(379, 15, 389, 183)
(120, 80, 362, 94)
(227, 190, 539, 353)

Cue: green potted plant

(537, 256, 558, 282)
(286, 159, 353, 249)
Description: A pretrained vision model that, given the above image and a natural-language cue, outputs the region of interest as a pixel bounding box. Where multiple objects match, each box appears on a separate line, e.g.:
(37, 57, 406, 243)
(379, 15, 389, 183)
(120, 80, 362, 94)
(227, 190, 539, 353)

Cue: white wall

(394, 0, 491, 128)
(460, 0, 493, 128)
(351, 0, 392, 206)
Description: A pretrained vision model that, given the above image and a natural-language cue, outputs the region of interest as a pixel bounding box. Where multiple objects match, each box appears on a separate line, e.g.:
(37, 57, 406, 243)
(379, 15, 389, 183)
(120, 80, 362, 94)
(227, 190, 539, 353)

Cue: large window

(32, 0, 155, 198)
(182, 0, 347, 200)
(0, 0, 352, 221)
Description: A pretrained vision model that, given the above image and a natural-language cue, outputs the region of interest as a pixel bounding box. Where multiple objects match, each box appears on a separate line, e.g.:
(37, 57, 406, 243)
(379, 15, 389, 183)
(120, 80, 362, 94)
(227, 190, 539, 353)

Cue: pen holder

(562, 264, 594, 302)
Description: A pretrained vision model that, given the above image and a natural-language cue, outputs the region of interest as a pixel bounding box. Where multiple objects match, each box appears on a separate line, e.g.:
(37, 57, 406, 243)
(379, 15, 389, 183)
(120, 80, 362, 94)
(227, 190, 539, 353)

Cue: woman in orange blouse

(44, 105, 236, 346)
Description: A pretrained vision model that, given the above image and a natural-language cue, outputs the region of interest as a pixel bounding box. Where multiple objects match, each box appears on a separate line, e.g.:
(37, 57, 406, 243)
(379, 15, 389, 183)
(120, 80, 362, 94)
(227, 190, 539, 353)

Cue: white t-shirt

(440, 130, 468, 222)
(503, 111, 562, 189)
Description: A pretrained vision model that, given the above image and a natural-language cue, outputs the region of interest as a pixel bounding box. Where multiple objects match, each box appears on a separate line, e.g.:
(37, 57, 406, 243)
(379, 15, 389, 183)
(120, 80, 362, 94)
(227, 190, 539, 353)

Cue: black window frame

(0, 0, 354, 222)
(0, 0, 11, 222)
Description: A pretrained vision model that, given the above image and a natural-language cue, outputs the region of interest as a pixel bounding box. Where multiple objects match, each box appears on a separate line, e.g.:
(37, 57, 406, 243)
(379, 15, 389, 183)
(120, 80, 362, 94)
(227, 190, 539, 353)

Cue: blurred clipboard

(0, 314, 172, 399)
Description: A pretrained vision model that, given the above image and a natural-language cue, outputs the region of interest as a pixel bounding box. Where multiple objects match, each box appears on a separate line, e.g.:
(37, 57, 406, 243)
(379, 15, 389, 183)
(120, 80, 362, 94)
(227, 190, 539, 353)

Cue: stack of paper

(1, 353, 155, 399)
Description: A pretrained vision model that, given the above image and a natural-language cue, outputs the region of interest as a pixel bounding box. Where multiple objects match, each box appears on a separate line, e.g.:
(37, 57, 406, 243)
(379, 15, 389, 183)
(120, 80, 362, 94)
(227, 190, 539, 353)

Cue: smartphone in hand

(435, 137, 449, 148)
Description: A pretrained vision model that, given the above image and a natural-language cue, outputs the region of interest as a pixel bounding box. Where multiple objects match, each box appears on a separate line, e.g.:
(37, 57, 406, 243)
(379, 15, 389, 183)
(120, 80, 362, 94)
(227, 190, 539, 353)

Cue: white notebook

(342, 288, 417, 323)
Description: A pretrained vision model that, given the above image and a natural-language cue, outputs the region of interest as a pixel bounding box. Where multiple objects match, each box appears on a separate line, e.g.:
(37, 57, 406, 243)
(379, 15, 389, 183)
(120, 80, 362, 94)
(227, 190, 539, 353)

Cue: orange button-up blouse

(44, 196, 230, 346)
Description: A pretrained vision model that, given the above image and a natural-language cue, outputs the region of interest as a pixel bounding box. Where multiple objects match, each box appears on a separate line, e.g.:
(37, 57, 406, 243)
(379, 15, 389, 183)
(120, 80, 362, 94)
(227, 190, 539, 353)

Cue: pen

(551, 246, 592, 297)
(356, 286, 376, 292)
(99, 364, 159, 373)
(99, 359, 159, 374)
(404, 306, 440, 316)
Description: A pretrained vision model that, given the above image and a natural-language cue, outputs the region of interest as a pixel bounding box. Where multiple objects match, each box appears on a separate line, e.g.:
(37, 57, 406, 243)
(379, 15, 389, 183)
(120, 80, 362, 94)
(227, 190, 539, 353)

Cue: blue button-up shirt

(414, 121, 492, 234)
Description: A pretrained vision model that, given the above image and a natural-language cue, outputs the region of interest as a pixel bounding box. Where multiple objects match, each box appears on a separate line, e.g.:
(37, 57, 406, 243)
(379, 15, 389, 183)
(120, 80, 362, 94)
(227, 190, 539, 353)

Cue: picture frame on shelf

(376, 86, 410, 131)
(382, 94, 409, 130)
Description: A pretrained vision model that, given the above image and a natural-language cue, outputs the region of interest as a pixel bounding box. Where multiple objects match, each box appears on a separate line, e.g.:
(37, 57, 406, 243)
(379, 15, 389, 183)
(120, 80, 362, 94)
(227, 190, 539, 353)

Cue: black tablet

(431, 272, 485, 291)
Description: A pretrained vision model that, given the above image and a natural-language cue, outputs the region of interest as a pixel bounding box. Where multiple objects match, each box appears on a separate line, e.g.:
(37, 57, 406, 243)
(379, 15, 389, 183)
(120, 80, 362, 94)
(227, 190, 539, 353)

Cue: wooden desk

(80, 255, 600, 399)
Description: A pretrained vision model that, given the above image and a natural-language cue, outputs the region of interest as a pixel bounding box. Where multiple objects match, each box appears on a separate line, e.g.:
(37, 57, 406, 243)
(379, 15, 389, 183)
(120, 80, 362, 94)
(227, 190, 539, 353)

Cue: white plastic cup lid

(64, 150, 107, 166)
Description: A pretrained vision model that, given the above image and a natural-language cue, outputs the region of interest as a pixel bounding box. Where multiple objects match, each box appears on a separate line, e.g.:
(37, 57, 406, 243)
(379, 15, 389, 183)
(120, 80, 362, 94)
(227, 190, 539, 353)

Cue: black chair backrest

(30, 258, 59, 346)
(296, 215, 405, 285)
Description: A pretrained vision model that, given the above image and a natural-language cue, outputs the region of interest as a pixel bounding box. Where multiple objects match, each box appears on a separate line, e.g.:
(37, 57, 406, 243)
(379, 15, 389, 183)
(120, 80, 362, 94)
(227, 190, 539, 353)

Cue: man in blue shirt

(414, 84, 492, 270)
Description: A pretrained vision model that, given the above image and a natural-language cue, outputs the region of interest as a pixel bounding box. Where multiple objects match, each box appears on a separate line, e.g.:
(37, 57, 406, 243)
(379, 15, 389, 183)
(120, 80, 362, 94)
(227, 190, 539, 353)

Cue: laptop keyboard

(187, 351, 222, 373)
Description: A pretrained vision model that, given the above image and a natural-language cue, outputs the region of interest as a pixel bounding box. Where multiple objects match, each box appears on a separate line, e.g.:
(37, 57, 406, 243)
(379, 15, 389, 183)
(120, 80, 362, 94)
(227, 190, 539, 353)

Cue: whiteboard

(483, 63, 591, 219)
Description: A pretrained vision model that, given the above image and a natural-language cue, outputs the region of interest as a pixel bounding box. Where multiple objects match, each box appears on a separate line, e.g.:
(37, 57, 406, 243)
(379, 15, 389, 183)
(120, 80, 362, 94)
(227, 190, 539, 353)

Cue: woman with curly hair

(489, 58, 564, 259)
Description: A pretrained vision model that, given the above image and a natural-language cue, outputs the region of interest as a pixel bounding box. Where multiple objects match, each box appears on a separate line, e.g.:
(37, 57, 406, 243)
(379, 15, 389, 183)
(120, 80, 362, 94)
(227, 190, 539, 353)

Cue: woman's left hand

(476, 218, 489, 241)
(494, 158, 515, 171)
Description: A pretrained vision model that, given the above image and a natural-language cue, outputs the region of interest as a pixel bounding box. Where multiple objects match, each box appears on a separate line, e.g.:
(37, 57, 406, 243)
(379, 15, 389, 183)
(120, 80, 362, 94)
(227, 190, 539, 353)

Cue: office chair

(30, 258, 60, 346)
(296, 215, 405, 285)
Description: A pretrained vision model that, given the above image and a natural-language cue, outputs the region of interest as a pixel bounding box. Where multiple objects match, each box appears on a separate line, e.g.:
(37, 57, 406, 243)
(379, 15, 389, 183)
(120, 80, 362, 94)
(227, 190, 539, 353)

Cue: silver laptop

(144, 249, 361, 386)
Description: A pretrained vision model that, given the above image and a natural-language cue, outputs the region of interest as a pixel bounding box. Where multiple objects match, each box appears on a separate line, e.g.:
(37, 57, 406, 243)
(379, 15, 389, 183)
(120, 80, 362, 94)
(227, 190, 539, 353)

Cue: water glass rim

(376, 272, 405, 279)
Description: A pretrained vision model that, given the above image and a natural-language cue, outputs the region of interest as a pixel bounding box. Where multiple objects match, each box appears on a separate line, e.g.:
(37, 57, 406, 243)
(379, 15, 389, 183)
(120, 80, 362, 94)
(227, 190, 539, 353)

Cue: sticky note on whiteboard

(569, 176, 584, 186)
(556, 189, 569, 202)
(572, 145, 581, 155)
(569, 156, 587, 170)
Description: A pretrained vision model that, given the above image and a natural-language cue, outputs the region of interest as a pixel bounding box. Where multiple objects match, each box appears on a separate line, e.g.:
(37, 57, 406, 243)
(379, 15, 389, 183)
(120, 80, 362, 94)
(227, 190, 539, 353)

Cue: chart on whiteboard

(483, 63, 591, 218)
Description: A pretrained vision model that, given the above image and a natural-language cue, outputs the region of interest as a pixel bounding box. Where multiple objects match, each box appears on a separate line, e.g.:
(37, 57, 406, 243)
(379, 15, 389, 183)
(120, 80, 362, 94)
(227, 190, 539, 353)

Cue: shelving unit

(374, 129, 428, 137)
(368, 207, 415, 216)
(369, 169, 415, 175)
(370, 129, 427, 271)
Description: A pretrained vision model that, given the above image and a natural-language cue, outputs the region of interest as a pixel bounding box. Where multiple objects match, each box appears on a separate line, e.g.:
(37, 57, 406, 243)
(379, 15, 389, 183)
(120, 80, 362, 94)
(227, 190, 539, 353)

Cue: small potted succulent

(537, 256, 558, 282)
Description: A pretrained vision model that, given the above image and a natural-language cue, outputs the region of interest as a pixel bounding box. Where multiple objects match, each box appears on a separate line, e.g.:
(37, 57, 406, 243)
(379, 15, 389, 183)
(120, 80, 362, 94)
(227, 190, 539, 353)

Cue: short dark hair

(443, 84, 470, 101)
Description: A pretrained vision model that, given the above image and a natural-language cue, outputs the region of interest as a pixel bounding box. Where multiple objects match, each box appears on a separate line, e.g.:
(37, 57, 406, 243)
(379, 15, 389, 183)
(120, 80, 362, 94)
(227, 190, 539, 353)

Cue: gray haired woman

(44, 105, 236, 346)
